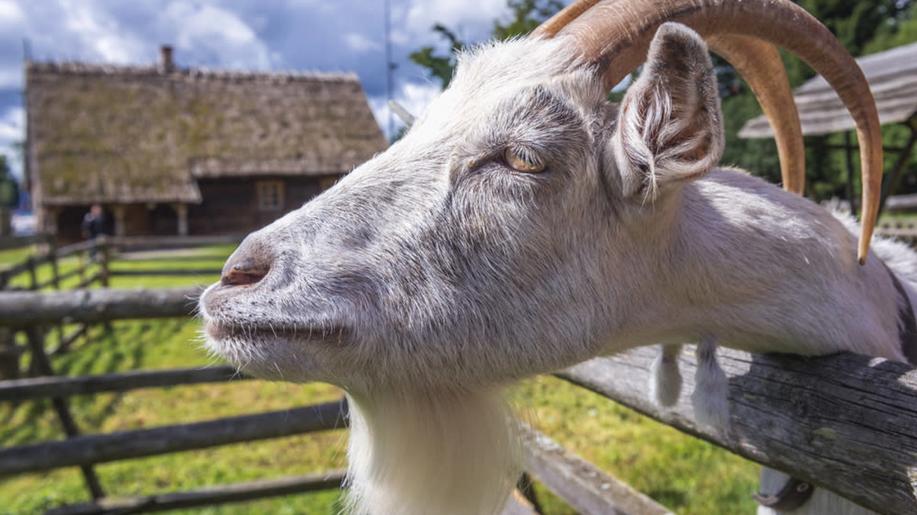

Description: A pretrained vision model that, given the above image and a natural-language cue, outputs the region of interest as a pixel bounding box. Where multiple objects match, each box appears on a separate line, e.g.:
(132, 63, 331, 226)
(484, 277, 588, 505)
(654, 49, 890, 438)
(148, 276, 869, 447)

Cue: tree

(719, 1, 914, 203)
(408, 24, 465, 88)
(0, 155, 18, 209)
(410, 0, 916, 205)
(409, 0, 563, 88)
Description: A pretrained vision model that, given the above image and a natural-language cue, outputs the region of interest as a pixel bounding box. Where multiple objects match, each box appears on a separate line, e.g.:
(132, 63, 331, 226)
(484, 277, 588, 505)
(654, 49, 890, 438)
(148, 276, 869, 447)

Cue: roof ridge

(26, 60, 360, 83)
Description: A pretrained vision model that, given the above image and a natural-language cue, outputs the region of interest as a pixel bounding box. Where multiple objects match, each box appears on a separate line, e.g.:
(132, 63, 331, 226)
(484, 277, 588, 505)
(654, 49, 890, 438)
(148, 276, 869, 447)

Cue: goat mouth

(205, 321, 349, 343)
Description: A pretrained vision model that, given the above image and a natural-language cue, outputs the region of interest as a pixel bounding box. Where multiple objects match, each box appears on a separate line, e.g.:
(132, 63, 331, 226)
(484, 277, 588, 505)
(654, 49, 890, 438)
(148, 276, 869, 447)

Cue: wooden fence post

(26, 256, 37, 291)
(47, 242, 66, 350)
(98, 237, 110, 288)
(97, 237, 112, 335)
(0, 327, 20, 380)
(23, 326, 105, 500)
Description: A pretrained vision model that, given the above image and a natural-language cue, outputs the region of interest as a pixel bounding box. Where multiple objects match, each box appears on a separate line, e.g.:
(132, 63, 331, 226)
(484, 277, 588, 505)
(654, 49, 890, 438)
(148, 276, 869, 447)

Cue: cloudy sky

(0, 0, 523, 179)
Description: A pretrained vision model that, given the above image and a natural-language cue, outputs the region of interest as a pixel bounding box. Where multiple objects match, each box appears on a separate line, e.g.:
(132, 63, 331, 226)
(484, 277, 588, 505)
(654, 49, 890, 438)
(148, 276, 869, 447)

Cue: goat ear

(610, 23, 724, 200)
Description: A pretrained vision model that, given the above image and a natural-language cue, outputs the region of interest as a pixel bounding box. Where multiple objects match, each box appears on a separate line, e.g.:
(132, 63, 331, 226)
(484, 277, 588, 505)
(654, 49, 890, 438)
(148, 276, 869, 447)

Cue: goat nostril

(221, 259, 269, 287)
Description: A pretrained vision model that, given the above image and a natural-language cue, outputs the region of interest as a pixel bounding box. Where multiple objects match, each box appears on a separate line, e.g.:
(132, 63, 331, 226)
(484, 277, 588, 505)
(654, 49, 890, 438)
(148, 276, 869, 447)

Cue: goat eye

(503, 148, 545, 173)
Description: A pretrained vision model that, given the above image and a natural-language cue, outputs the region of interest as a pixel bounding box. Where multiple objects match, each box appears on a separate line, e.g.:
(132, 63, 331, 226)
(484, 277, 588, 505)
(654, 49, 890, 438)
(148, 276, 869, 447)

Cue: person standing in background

(81, 204, 107, 259)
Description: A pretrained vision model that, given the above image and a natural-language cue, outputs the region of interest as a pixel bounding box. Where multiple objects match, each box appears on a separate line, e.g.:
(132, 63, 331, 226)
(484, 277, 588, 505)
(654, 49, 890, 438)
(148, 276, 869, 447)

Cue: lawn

(0, 244, 759, 514)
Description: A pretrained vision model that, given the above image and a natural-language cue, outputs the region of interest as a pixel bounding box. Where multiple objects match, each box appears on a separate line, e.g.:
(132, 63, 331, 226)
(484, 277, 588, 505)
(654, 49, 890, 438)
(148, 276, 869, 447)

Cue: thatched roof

(740, 42, 917, 139)
(26, 58, 387, 205)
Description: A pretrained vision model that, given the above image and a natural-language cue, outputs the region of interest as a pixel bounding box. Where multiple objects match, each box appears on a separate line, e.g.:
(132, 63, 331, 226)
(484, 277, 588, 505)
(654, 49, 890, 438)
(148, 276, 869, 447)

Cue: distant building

(25, 46, 387, 242)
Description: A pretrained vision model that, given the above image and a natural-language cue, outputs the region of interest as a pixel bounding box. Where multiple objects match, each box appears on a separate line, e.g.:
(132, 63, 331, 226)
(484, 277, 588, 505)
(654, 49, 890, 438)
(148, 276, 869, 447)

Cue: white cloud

(344, 32, 381, 53)
(369, 81, 441, 138)
(0, 0, 24, 27)
(0, 106, 24, 178)
(164, 2, 274, 69)
(58, 0, 145, 63)
(404, 0, 508, 40)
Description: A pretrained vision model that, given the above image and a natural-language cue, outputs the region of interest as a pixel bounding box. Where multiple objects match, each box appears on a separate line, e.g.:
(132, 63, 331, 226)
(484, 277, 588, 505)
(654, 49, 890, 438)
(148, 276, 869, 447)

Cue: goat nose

(221, 257, 270, 287)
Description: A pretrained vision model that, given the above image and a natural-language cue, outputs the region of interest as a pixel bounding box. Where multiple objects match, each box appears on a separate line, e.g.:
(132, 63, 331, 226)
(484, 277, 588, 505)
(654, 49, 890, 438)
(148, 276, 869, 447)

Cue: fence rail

(4, 282, 917, 511)
(0, 366, 244, 401)
(0, 287, 199, 325)
(557, 348, 917, 515)
(0, 400, 347, 476)
(46, 470, 347, 515)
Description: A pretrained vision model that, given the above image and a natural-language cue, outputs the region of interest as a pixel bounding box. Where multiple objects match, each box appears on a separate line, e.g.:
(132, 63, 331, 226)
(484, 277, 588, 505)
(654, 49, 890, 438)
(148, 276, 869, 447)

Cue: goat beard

(344, 388, 520, 515)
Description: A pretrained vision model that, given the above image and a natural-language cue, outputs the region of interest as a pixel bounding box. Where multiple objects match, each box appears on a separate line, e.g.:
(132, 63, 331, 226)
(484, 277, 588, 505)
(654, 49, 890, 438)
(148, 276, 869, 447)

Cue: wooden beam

(25, 327, 105, 499)
(45, 469, 346, 515)
(0, 287, 200, 325)
(521, 425, 672, 515)
(0, 234, 50, 251)
(56, 239, 101, 258)
(0, 366, 247, 401)
(50, 324, 89, 355)
(0, 400, 347, 476)
(556, 349, 917, 515)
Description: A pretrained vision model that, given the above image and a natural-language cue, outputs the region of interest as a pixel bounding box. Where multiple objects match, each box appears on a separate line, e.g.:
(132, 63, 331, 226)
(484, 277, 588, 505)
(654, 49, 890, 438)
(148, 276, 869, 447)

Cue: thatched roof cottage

(25, 46, 387, 241)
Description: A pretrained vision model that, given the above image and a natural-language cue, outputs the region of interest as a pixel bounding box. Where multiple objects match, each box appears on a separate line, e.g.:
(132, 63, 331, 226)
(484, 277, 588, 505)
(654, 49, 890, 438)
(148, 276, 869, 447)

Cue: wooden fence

(0, 287, 670, 515)
(0, 234, 232, 292)
(2, 287, 916, 514)
(0, 234, 229, 368)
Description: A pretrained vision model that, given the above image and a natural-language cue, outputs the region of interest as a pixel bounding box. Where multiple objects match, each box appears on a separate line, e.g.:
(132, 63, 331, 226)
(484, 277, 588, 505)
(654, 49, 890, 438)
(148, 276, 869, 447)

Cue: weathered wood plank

(521, 425, 672, 515)
(56, 239, 102, 258)
(0, 400, 347, 475)
(557, 349, 917, 515)
(0, 234, 50, 251)
(0, 366, 247, 401)
(24, 327, 105, 499)
(45, 469, 346, 515)
(50, 324, 89, 355)
(0, 287, 201, 325)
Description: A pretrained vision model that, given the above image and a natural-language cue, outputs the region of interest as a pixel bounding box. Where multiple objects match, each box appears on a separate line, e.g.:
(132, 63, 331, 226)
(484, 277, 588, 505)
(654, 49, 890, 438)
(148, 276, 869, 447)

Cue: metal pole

(384, 0, 394, 140)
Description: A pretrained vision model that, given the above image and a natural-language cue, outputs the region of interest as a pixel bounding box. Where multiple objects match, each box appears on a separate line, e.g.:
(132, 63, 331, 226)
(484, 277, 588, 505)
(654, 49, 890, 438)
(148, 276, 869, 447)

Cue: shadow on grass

(0, 318, 193, 446)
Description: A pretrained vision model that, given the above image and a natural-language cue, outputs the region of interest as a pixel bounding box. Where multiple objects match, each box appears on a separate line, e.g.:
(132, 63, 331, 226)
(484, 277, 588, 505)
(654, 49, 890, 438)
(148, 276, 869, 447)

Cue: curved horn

(532, 0, 600, 38)
(706, 35, 806, 196)
(536, 1, 806, 196)
(540, 0, 881, 263)
(532, 0, 806, 195)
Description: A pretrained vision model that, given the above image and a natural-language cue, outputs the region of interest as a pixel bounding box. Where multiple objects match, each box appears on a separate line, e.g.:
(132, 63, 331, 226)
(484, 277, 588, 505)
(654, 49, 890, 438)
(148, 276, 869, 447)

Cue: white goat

(199, 1, 905, 513)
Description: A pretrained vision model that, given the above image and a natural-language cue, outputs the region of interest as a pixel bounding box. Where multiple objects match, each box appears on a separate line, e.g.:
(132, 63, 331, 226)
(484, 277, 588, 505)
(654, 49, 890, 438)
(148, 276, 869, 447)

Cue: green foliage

(866, 2, 917, 52)
(409, 0, 563, 87)
(409, 0, 917, 206)
(492, 0, 566, 40)
(719, 1, 916, 205)
(0, 155, 19, 208)
(408, 24, 465, 88)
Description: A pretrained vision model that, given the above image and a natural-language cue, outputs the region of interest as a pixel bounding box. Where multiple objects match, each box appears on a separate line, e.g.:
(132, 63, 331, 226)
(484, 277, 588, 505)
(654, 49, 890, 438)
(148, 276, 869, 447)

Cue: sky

(0, 0, 522, 180)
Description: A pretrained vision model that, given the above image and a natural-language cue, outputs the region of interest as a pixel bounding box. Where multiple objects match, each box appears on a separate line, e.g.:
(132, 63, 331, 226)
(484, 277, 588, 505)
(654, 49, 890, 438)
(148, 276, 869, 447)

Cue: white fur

(649, 343, 683, 407)
(344, 390, 519, 515)
(691, 337, 730, 430)
(198, 26, 913, 515)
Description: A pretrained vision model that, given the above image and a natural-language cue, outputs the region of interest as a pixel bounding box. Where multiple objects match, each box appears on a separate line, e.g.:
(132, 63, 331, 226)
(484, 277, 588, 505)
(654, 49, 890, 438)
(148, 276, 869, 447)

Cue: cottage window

(256, 180, 285, 211)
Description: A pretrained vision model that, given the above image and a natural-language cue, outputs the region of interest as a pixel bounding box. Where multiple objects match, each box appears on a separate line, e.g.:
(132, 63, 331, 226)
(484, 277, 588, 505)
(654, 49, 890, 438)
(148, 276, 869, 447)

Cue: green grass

(0, 245, 759, 514)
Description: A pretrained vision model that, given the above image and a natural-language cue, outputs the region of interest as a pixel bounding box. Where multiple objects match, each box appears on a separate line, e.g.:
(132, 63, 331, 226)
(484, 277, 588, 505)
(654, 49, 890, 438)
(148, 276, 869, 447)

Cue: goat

(199, 1, 904, 513)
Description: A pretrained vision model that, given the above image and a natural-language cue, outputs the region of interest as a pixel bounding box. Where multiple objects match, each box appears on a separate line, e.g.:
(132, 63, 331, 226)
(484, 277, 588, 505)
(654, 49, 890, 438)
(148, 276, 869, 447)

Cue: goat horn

(706, 35, 805, 196)
(537, 0, 881, 263)
(539, 6, 806, 196)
